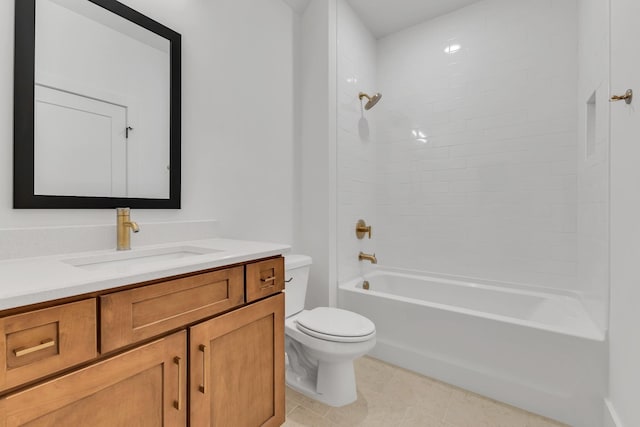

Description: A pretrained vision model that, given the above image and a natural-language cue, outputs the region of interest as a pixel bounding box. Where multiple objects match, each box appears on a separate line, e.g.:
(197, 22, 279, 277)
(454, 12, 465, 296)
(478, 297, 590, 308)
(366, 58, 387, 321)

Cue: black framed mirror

(14, 0, 181, 209)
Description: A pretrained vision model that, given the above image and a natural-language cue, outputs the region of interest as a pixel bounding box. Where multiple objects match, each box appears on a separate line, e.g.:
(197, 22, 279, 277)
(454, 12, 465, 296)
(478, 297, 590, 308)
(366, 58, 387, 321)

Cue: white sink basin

(64, 246, 223, 272)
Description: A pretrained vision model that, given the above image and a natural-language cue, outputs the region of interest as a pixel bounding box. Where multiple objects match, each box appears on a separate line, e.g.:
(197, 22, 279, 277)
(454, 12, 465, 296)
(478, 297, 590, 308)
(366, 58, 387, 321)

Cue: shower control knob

(356, 219, 372, 239)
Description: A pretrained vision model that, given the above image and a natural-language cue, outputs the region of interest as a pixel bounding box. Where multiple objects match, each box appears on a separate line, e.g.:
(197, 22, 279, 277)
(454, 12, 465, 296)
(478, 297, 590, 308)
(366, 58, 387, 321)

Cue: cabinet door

(0, 331, 186, 427)
(190, 293, 284, 427)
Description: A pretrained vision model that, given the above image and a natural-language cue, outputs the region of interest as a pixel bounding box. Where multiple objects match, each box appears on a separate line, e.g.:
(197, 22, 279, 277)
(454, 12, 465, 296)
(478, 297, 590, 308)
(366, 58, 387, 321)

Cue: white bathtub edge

(340, 280, 606, 342)
(604, 399, 625, 427)
(369, 338, 603, 427)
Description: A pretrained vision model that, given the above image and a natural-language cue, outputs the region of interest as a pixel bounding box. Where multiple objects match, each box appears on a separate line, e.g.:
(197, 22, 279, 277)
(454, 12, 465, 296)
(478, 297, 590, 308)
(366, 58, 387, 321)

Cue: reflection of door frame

(36, 71, 140, 133)
(34, 84, 128, 197)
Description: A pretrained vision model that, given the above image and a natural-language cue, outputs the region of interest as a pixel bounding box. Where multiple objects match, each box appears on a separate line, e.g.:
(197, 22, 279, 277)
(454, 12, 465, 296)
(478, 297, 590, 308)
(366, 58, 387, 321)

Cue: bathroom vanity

(0, 239, 287, 426)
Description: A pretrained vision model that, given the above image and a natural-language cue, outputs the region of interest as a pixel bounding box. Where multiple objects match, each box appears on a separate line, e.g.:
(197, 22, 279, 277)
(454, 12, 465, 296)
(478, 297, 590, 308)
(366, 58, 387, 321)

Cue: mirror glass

(35, 0, 170, 199)
(14, 0, 181, 208)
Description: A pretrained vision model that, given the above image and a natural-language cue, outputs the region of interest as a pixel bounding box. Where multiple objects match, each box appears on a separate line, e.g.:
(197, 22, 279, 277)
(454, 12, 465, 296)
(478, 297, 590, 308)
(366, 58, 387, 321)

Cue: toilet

(284, 254, 376, 407)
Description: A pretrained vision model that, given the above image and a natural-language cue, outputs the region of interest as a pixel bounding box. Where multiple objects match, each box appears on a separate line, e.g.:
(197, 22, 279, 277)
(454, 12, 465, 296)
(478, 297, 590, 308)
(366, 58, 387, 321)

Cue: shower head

(359, 92, 382, 110)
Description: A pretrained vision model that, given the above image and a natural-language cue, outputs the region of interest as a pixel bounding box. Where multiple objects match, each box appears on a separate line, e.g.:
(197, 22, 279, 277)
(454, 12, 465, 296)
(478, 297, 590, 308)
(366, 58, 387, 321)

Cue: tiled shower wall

(336, 0, 378, 283)
(372, 0, 579, 290)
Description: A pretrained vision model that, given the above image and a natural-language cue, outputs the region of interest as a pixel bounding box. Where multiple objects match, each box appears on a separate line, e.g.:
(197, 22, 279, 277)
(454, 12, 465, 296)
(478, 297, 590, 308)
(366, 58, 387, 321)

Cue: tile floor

(283, 356, 569, 427)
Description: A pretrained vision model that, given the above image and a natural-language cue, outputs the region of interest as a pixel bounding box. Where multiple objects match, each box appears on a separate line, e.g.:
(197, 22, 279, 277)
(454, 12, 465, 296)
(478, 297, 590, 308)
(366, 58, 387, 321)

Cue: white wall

(296, 0, 338, 309)
(0, 0, 296, 255)
(336, 0, 378, 284)
(577, 0, 610, 334)
(372, 0, 579, 291)
(609, 0, 640, 424)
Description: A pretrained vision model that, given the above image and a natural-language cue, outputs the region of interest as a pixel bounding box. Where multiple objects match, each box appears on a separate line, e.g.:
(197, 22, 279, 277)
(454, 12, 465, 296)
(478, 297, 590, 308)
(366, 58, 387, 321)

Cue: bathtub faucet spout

(359, 252, 377, 264)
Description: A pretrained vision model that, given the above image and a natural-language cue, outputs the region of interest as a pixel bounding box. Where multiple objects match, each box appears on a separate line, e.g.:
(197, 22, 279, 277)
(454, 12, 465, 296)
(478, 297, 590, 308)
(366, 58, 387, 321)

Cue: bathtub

(339, 269, 606, 427)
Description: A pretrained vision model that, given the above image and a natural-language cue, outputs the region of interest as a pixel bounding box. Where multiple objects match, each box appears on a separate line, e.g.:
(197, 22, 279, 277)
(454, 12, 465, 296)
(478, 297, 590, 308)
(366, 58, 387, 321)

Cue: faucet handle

(356, 219, 372, 239)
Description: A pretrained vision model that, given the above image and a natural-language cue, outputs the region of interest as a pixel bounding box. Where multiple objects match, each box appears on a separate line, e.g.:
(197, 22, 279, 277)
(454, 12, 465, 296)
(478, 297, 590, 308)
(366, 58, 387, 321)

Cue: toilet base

(285, 361, 357, 407)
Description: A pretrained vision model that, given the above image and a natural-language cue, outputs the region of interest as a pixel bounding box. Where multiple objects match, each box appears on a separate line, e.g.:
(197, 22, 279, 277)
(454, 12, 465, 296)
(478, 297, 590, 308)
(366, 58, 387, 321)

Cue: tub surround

(0, 237, 289, 310)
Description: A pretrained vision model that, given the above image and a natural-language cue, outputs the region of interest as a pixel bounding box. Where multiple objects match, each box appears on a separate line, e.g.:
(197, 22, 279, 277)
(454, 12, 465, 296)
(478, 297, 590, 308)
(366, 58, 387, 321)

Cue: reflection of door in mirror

(35, 85, 128, 197)
(34, 0, 171, 199)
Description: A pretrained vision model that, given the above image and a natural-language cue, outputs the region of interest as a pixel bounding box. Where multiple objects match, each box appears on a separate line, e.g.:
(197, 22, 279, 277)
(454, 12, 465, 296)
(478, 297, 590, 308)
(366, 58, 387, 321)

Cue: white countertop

(0, 238, 290, 311)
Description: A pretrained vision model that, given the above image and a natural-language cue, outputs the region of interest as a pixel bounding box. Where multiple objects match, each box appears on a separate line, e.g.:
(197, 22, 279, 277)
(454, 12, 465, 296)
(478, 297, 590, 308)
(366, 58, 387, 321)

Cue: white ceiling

(346, 0, 483, 38)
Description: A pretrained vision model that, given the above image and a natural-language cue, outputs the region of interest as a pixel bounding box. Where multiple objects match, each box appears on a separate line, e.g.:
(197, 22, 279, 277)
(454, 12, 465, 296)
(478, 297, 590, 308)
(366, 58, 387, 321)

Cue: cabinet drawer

(0, 299, 97, 392)
(246, 257, 284, 302)
(100, 267, 244, 353)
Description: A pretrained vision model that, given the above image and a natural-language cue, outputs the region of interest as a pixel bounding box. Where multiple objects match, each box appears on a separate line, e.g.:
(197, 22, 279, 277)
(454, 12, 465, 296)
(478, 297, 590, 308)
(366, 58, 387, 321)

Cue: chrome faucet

(116, 208, 140, 251)
(358, 251, 377, 264)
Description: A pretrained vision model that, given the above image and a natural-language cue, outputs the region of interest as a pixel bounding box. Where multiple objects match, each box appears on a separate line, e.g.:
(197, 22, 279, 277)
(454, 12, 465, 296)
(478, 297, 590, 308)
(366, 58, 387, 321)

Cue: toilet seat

(295, 307, 376, 343)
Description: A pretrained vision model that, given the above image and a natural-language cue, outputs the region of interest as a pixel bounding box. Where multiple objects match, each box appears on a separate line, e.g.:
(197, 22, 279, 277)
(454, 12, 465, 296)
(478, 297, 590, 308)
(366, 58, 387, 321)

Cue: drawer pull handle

(13, 338, 55, 357)
(261, 276, 276, 283)
(173, 356, 182, 410)
(199, 344, 208, 394)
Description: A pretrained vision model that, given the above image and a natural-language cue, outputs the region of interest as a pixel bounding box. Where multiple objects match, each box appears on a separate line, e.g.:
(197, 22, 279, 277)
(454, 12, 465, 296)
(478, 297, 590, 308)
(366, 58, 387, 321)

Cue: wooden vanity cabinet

(0, 256, 285, 427)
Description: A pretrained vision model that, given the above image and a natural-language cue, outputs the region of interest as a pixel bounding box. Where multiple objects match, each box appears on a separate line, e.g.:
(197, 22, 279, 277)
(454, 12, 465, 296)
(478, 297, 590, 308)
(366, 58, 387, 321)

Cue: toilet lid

(295, 307, 375, 343)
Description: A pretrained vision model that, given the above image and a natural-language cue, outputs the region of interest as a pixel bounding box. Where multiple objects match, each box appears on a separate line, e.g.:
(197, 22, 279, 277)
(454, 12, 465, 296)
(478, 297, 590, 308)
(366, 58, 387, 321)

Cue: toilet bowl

(284, 255, 376, 407)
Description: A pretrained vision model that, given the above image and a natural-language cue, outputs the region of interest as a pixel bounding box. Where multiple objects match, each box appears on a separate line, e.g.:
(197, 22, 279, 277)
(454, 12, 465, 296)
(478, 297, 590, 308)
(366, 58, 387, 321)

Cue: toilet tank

(284, 254, 312, 318)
